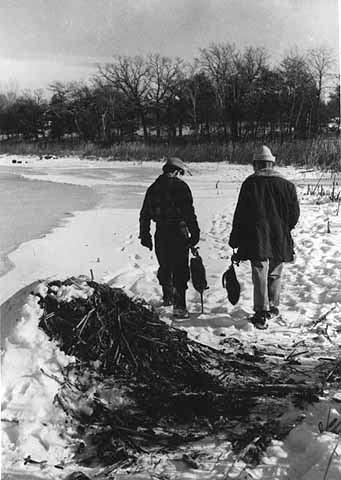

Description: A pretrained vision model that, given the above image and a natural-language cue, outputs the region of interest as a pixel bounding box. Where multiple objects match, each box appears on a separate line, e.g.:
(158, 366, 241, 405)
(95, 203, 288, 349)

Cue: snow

(2, 291, 74, 473)
(1, 155, 341, 479)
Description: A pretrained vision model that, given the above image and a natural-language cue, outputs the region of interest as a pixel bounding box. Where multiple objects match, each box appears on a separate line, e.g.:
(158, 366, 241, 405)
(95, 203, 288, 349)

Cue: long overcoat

(229, 169, 300, 261)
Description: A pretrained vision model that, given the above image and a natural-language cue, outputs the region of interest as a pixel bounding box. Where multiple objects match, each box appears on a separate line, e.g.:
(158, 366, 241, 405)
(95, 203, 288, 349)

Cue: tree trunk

(139, 108, 148, 142)
(223, 122, 228, 141)
(294, 97, 305, 138)
(315, 76, 322, 134)
(189, 93, 198, 139)
(288, 92, 296, 138)
(238, 121, 242, 139)
(74, 116, 83, 138)
(101, 112, 108, 141)
(205, 121, 210, 139)
(230, 115, 238, 143)
(156, 108, 161, 138)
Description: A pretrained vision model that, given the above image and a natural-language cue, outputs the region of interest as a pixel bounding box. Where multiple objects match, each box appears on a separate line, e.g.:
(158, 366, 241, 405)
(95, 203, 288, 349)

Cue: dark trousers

(154, 227, 190, 291)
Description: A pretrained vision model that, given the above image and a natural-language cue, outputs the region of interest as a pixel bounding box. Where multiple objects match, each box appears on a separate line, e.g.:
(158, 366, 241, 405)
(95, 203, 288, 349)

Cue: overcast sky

(0, 0, 339, 90)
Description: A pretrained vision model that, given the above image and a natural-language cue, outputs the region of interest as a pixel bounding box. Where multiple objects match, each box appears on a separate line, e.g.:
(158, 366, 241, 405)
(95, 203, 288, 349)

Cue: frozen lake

(0, 158, 240, 279)
(0, 169, 98, 276)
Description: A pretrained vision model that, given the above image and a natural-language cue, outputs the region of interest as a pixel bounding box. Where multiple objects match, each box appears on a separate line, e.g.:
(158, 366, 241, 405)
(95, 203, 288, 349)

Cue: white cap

(253, 145, 276, 162)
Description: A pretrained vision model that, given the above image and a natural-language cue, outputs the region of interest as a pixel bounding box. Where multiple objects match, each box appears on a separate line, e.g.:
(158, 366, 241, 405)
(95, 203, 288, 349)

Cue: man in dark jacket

(229, 145, 300, 329)
(139, 157, 200, 318)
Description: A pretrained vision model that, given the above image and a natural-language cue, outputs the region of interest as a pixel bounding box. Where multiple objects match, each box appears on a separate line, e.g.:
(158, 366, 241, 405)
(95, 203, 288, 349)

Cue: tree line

(0, 44, 339, 144)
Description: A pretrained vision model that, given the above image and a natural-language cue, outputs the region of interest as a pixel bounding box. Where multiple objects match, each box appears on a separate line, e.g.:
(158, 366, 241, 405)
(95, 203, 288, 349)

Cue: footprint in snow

(321, 244, 332, 253)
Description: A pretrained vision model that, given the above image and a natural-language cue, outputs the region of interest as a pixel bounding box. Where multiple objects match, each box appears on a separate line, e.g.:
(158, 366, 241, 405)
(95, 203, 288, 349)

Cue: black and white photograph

(1, 1, 340, 479)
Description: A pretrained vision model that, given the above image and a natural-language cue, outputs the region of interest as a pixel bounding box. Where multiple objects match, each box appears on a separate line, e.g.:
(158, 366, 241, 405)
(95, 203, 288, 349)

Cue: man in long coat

(139, 157, 200, 318)
(229, 145, 300, 329)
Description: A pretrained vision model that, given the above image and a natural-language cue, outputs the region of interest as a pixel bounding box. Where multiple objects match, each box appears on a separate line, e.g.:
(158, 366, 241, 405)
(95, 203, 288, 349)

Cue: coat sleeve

(288, 184, 300, 230)
(229, 181, 250, 249)
(139, 189, 152, 239)
(181, 184, 200, 241)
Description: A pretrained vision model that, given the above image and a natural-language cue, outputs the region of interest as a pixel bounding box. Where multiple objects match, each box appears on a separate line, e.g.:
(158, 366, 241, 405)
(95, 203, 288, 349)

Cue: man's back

(145, 174, 190, 224)
(243, 170, 299, 229)
(138, 158, 200, 317)
(229, 145, 300, 328)
(230, 169, 300, 261)
(140, 174, 199, 237)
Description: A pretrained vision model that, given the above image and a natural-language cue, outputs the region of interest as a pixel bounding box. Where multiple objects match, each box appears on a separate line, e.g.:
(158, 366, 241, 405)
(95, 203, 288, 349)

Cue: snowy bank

(1, 159, 341, 479)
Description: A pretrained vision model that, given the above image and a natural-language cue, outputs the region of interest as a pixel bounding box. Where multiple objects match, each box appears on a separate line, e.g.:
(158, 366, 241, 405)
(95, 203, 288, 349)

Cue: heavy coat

(139, 173, 200, 291)
(139, 174, 200, 242)
(229, 169, 300, 262)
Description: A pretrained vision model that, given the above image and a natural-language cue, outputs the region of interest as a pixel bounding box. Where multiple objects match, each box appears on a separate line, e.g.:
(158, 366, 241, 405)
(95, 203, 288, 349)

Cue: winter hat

(163, 157, 187, 174)
(253, 145, 276, 163)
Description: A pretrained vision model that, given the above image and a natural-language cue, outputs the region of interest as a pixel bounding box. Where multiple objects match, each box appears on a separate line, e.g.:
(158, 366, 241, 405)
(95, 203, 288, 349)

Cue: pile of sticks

(39, 279, 223, 389)
(37, 279, 323, 469)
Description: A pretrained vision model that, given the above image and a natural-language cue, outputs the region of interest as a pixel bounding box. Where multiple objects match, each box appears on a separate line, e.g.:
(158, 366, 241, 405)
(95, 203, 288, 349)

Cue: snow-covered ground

(1, 155, 341, 480)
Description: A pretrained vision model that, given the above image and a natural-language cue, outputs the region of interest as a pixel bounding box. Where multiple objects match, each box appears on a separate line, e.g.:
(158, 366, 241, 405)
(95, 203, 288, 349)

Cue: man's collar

(253, 168, 282, 177)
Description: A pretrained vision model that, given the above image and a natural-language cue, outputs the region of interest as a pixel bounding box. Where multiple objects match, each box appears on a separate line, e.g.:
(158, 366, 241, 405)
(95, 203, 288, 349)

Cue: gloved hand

(231, 250, 241, 265)
(140, 234, 153, 251)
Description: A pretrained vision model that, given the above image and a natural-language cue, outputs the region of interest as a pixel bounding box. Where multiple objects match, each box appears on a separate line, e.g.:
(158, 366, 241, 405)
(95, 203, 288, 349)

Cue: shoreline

(0, 253, 15, 278)
(0, 170, 100, 281)
(0, 210, 80, 281)
(0, 157, 161, 305)
(0, 206, 140, 305)
(0, 135, 339, 170)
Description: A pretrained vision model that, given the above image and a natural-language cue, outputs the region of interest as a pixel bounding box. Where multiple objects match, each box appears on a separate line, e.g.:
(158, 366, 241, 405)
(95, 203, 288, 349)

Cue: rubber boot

(162, 285, 173, 306)
(173, 288, 189, 318)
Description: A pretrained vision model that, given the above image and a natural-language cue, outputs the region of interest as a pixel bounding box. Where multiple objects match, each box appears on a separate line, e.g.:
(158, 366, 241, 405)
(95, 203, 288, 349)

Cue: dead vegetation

(36, 278, 340, 471)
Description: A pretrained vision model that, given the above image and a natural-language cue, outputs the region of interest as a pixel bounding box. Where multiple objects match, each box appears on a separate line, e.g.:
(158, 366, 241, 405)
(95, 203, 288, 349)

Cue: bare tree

(238, 47, 268, 83)
(279, 51, 315, 137)
(48, 81, 100, 140)
(98, 56, 151, 140)
(198, 44, 268, 142)
(199, 43, 238, 140)
(181, 63, 216, 139)
(308, 46, 335, 132)
(234, 46, 268, 138)
(0, 79, 19, 109)
(148, 54, 183, 137)
(91, 76, 116, 141)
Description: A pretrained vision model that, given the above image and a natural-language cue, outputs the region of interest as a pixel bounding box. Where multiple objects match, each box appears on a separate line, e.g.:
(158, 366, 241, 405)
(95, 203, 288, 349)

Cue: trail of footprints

(285, 204, 341, 318)
(110, 202, 340, 340)
(208, 211, 233, 259)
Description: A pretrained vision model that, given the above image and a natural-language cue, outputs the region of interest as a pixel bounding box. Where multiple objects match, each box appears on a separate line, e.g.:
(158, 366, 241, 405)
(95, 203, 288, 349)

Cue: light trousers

(251, 259, 284, 312)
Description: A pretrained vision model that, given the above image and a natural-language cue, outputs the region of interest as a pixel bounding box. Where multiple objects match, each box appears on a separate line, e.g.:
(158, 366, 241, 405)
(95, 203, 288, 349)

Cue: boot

(162, 285, 174, 306)
(173, 288, 189, 318)
(251, 310, 270, 330)
(269, 306, 280, 319)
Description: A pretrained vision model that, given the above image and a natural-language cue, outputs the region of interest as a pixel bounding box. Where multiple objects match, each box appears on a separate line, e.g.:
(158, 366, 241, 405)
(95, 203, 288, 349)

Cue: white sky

(0, 0, 339, 91)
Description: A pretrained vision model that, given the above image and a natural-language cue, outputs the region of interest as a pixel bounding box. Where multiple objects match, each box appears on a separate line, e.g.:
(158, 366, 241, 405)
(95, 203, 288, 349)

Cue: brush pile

(36, 278, 327, 469)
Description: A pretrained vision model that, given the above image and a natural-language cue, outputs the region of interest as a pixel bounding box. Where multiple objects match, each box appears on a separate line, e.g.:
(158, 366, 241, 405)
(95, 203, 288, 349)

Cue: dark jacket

(229, 169, 300, 261)
(139, 174, 200, 241)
